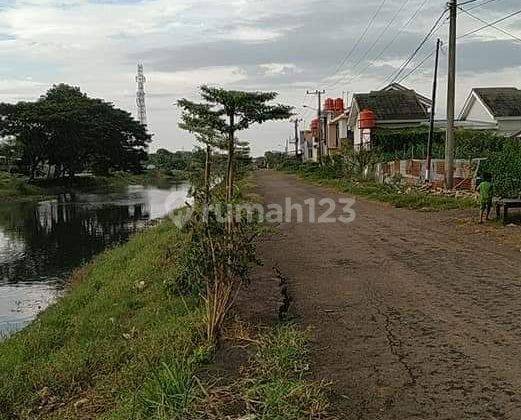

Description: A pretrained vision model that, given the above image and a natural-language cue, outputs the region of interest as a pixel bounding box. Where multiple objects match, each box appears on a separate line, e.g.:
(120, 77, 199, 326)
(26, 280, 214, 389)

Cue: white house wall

(353, 123, 362, 148)
(497, 119, 521, 136)
(466, 97, 495, 123)
(338, 119, 348, 139)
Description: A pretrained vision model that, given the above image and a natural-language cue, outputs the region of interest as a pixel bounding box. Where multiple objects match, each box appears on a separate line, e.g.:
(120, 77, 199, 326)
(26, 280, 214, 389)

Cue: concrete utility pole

(306, 90, 326, 165)
(290, 118, 303, 160)
(426, 38, 442, 183)
(445, 0, 457, 189)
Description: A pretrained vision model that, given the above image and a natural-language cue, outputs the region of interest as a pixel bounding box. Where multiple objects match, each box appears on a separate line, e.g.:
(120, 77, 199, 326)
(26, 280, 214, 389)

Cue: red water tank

(359, 109, 376, 129)
(310, 118, 319, 135)
(334, 98, 344, 113)
(324, 98, 334, 112)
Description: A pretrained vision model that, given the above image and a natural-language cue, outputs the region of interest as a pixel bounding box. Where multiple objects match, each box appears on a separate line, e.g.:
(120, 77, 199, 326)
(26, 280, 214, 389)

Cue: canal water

(0, 183, 190, 336)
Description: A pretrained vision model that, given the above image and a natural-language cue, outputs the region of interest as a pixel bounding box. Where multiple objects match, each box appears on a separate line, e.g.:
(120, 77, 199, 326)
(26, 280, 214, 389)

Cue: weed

(206, 324, 332, 420)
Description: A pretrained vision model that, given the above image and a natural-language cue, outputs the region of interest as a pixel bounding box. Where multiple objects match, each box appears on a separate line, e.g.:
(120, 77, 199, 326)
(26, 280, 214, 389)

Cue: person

(477, 172, 494, 223)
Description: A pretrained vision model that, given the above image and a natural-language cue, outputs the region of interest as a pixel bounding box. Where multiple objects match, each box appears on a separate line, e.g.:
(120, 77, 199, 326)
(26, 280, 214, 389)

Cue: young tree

(178, 86, 292, 200)
(177, 102, 226, 204)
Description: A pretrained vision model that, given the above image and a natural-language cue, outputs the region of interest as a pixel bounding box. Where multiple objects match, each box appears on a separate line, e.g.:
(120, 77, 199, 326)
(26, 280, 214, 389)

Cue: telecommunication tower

(136, 63, 147, 126)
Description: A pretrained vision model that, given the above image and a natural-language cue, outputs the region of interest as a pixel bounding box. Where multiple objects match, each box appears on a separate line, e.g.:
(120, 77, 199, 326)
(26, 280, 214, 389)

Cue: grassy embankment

(0, 171, 44, 200)
(0, 170, 186, 201)
(0, 217, 327, 419)
(281, 163, 477, 211)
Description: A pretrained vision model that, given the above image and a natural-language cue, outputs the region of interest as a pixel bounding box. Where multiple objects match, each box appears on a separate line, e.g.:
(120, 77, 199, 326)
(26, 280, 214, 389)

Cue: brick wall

(375, 159, 479, 190)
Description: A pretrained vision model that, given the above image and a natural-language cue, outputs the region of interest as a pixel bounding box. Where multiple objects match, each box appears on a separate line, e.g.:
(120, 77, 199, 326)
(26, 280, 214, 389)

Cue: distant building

(328, 111, 351, 151)
(459, 87, 521, 136)
(322, 97, 347, 155)
(300, 130, 314, 162)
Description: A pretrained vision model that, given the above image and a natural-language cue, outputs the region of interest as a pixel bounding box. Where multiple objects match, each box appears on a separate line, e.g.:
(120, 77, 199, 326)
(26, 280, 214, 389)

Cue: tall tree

(0, 84, 152, 179)
(178, 86, 292, 200)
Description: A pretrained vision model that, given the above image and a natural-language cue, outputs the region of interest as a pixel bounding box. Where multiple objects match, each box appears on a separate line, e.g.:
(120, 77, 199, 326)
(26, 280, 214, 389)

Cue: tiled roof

(473, 87, 521, 118)
(353, 90, 429, 121)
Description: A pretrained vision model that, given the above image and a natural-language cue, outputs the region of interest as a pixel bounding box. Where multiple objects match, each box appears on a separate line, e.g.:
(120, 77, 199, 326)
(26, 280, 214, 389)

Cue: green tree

(0, 84, 152, 179)
(177, 102, 227, 204)
(178, 86, 292, 200)
(148, 149, 194, 173)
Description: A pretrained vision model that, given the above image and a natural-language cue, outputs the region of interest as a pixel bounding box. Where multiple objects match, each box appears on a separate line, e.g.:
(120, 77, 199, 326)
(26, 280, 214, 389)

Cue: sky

(0, 0, 520, 156)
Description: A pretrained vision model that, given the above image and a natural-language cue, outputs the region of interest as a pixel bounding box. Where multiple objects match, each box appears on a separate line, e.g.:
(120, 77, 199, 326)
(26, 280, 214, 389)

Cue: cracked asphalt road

(252, 170, 521, 420)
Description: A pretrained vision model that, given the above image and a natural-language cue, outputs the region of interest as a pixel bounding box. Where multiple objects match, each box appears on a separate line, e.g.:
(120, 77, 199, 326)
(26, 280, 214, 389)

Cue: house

(347, 89, 430, 149)
(299, 130, 314, 162)
(459, 87, 521, 136)
(328, 111, 351, 151)
(322, 98, 347, 155)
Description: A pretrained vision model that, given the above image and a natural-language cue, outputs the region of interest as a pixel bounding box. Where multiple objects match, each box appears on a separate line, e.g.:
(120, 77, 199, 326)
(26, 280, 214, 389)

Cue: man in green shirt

(477, 172, 494, 223)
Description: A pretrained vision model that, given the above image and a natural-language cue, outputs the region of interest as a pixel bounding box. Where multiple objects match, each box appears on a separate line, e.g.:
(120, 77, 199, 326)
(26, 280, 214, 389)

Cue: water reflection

(0, 183, 189, 336)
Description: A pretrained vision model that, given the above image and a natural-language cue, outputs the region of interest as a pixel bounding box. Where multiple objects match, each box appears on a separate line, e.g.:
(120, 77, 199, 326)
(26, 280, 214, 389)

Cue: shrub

(481, 139, 521, 198)
(372, 128, 505, 161)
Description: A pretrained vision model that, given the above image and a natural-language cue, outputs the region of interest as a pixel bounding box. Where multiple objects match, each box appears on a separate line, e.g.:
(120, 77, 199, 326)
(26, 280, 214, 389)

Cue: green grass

(0, 171, 43, 200)
(0, 220, 209, 419)
(282, 166, 477, 211)
(239, 324, 330, 420)
(33, 170, 187, 194)
(0, 169, 186, 201)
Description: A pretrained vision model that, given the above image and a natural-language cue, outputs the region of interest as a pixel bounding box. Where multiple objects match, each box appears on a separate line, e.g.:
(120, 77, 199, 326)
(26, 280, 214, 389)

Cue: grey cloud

(129, 0, 521, 91)
(457, 39, 521, 74)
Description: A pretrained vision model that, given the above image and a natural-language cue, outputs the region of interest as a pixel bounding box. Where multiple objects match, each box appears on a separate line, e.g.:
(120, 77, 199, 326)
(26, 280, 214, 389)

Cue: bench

(495, 198, 521, 224)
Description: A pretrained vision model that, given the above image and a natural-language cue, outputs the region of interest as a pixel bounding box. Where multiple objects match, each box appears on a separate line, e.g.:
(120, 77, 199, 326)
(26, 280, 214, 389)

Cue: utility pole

(426, 38, 442, 183)
(290, 118, 303, 160)
(306, 90, 325, 164)
(445, 0, 457, 189)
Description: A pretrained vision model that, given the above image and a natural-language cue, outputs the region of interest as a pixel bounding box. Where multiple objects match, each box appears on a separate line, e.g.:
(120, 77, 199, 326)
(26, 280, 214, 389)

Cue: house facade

(323, 98, 346, 155)
(299, 130, 314, 162)
(328, 113, 350, 151)
(459, 87, 521, 136)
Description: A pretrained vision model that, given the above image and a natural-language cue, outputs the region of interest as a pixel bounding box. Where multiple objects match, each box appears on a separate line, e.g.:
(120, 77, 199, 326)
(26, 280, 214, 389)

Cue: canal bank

(0, 176, 330, 420)
(0, 218, 207, 418)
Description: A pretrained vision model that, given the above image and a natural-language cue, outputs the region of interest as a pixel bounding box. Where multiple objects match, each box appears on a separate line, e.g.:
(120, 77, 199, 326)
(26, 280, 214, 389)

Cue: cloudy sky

(0, 0, 520, 156)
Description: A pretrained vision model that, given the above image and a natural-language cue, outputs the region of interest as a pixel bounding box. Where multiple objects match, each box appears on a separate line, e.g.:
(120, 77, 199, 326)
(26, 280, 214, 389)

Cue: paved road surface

(252, 171, 521, 420)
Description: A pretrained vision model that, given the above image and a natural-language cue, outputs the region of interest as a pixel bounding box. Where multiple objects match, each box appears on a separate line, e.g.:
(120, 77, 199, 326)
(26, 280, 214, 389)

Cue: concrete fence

(375, 158, 485, 190)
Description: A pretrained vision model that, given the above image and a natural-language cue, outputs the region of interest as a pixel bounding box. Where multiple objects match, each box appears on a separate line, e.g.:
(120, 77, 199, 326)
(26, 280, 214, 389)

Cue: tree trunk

(204, 144, 211, 205)
(226, 113, 235, 202)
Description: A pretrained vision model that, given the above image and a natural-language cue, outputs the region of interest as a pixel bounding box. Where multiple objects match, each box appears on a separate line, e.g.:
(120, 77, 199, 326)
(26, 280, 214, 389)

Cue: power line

(383, 8, 448, 85)
(329, 0, 411, 89)
(459, 7, 521, 43)
(397, 49, 436, 84)
(458, 0, 481, 6)
(464, 0, 504, 12)
(458, 8, 521, 38)
(341, 0, 431, 87)
(322, 0, 387, 86)
(399, 5, 521, 84)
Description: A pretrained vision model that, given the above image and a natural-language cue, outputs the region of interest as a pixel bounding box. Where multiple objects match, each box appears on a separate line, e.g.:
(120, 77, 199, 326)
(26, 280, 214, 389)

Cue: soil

(248, 170, 521, 420)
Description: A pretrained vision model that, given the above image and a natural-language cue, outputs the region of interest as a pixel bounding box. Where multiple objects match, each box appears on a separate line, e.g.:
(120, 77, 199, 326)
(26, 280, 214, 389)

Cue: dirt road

(251, 170, 521, 420)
